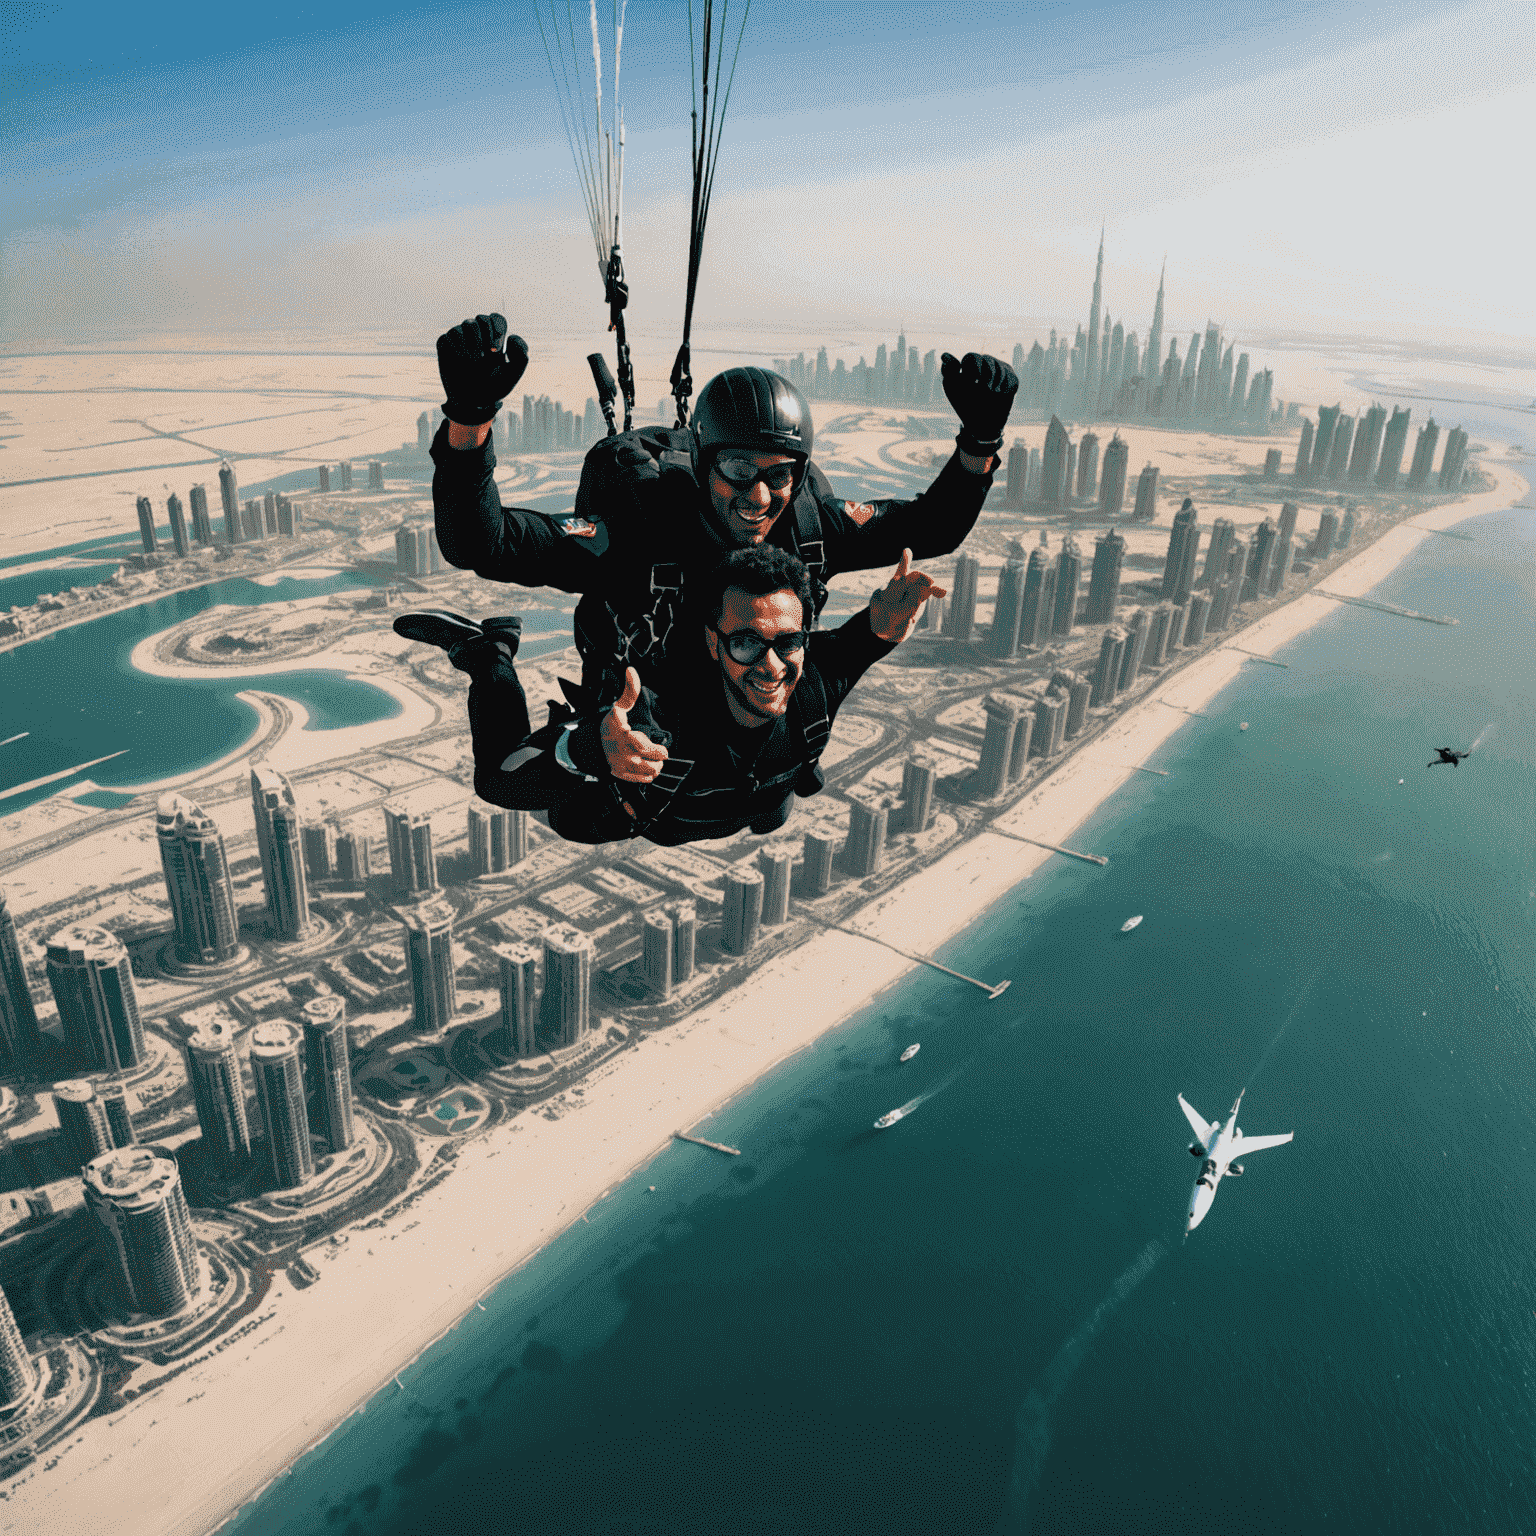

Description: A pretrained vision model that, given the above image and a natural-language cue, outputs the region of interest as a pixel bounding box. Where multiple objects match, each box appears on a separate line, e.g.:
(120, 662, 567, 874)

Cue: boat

(900, 1044, 921, 1063)
(1121, 915, 1144, 933)
(874, 1106, 911, 1130)
(1239, 721, 1249, 731)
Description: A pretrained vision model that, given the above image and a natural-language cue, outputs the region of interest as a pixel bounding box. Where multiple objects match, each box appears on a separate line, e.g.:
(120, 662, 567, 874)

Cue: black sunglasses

(712, 456, 798, 492)
(712, 625, 808, 666)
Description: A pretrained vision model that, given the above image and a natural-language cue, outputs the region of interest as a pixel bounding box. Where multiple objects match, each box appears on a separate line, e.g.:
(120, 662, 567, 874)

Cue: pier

(988, 829, 1109, 867)
(1406, 523, 1475, 542)
(1128, 765, 1170, 776)
(673, 1131, 741, 1157)
(814, 919, 1011, 998)
(1227, 648, 1289, 668)
(1313, 590, 1458, 625)
(1159, 698, 1212, 714)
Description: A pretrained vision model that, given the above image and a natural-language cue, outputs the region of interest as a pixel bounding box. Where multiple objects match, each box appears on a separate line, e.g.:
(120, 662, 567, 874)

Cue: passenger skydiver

(395, 544, 943, 848)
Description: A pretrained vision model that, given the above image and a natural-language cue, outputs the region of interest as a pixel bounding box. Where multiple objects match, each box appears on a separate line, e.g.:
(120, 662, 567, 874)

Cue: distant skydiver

(427, 312, 1016, 723)
(1427, 747, 1469, 768)
(394, 546, 943, 848)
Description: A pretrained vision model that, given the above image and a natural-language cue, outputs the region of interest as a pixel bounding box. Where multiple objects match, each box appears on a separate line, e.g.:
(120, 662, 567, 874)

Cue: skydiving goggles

(711, 626, 808, 666)
(711, 456, 799, 492)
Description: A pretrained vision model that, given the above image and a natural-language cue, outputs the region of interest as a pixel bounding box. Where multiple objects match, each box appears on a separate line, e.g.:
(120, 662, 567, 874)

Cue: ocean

(211, 466, 1536, 1534)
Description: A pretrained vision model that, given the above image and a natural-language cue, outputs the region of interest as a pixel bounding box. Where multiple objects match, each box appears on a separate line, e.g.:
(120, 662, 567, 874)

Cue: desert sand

(3, 444, 1522, 1535)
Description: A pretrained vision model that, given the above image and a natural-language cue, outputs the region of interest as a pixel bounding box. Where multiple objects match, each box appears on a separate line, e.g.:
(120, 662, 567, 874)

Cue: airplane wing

(1178, 1094, 1214, 1143)
(1231, 1131, 1294, 1155)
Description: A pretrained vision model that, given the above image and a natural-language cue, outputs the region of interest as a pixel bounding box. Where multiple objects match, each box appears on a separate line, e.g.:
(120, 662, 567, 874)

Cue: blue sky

(4, 0, 1532, 347)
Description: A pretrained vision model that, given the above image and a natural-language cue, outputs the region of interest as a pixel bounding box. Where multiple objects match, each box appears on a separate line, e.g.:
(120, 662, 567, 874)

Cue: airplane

(1179, 1091, 1293, 1233)
(1427, 747, 1468, 768)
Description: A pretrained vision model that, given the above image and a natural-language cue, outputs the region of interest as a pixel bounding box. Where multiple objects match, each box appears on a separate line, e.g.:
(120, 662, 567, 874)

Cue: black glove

(437, 314, 529, 427)
(575, 430, 658, 523)
(940, 352, 1018, 457)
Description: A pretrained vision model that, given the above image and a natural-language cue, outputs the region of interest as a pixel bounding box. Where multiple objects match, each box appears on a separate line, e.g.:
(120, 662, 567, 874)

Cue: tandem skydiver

(414, 543, 943, 848)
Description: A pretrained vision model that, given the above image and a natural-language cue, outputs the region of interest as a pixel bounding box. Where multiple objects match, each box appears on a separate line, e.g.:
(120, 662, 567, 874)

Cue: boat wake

(993, 1238, 1167, 1533)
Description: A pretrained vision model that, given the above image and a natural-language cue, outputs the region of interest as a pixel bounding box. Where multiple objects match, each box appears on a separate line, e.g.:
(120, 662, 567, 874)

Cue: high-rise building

(1438, 427, 1469, 490)
(843, 800, 887, 880)
(319, 464, 333, 492)
(368, 461, 385, 492)
(188, 483, 213, 545)
(801, 832, 836, 896)
(900, 758, 936, 835)
(1145, 259, 1166, 385)
(1183, 591, 1212, 644)
(1041, 417, 1072, 505)
(53, 1080, 115, 1168)
(301, 822, 334, 884)
(1018, 548, 1053, 649)
(1350, 405, 1387, 482)
(1312, 405, 1340, 478)
(1099, 435, 1129, 517)
(759, 850, 792, 926)
(1326, 415, 1355, 480)
(944, 554, 981, 642)
(1376, 407, 1412, 488)
(722, 868, 766, 956)
(156, 793, 240, 965)
(402, 899, 457, 1033)
(1052, 538, 1081, 636)
(1262, 449, 1281, 480)
(339, 462, 353, 491)
(1295, 419, 1315, 478)
(541, 925, 592, 1046)
(1064, 443, 1078, 503)
(1338, 507, 1357, 548)
(672, 904, 697, 984)
(1084, 528, 1125, 624)
(1146, 605, 1173, 667)
(1005, 441, 1027, 506)
(1077, 432, 1100, 500)
(0, 1280, 37, 1413)
(1132, 464, 1159, 523)
(469, 804, 527, 875)
(250, 768, 310, 941)
(1090, 628, 1124, 707)
(1276, 502, 1299, 544)
(1161, 499, 1201, 605)
(45, 926, 145, 1073)
(977, 696, 1019, 797)
(1407, 418, 1440, 488)
(1313, 510, 1339, 559)
(185, 1019, 250, 1174)
(384, 806, 436, 895)
(497, 944, 540, 1056)
(302, 996, 354, 1156)
(1201, 518, 1236, 589)
(642, 913, 673, 999)
(98, 1081, 137, 1148)
(1244, 519, 1279, 600)
(1117, 610, 1151, 691)
(1231, 354, 1251, 420)
(1006, 711, 1035, 781)
(989, 542, 1028, 659)
(261, 491, 278, 536)
(1031, 692, 1068, 758)
(250, 1022, 313, 1189)
(333, 823, 371, 884)
(166, 493, 190, 557)
(135, 495, 158, 554)
(0, 889, 44, 1072)
(84, 1145, 201, 1317)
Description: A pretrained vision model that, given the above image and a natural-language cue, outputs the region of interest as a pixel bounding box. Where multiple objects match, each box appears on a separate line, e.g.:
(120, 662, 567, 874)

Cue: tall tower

(1375, 407, 1412, 488)
(188, 483, 213, 545)
(250, 1022, 313, 1188)
(1018, 547, 1052, 649)
(1144, 258, 1166, 388)
(1407, 418, 1440, 488)
(541, 925, 592, 1047)
(977, 697, 1019, 797)
(53, 1081, 115, 1169)
(84, 1146, 201, 1317)
(1132, 463, 1160, 522)
(1052, 537, 1081, 636)
(642, 913, 673, 999)
(217, 460, 240, 544)
(0, 1281, 38, 1415)
(801, 832, 836, 897)
(1077, 432, 1101, 500)
(0, 889, 45, 1072)
(97, 1081, 137, 1148)
(402, 898, 457, 1033)
(758, 849, 792, 927)
(166, 493, 190, 557)
(135, 496, 158, 554)
(1085, 226, 1105, 406)
(722, 868, 765, 956)
(497, 944, 540, 1057)
(185, 1019, 251, 1174)
(944, 553, 981, 642)
(989, 541, 1028, 659)
(1161, 500, 1201, 605)
(1084, 529, 1126, 624)
(900, 759, 936, 834)
(302, 996, 354, 1156)
(672, 904, 697, 984)
(157, 793, 240, 964)
(842, 801, 888, 880)
(385, 806, 437, 895)
(249, 768, 310, 941)
(45, 925, 145, 1073)
(1041, 417, 1072, 505)
(1099, 435, 1129, 518)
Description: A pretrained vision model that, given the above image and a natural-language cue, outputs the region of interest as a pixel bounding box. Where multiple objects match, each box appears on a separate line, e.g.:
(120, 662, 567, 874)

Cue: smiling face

(706, 451, 799, 546)
(704, 586, 807, 728)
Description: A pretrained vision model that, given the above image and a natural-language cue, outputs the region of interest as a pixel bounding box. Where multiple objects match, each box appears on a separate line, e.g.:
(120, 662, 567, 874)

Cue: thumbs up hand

(600, 667, 670, 783)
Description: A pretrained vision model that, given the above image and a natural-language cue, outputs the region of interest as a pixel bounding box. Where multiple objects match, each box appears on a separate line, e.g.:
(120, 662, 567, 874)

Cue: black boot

(394, 611, 522, 674)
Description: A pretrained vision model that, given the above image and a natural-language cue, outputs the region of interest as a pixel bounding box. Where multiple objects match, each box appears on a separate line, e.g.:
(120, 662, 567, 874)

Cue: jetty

(1313, 590, 1457, 625)
(1129, 765, 1170, 776)
(1227, 648, 1289, 668)
(814, 919, 1011, 998)
(990, 829, 1109, 867)
(1158, 699, 1211, 715)
(673, 1131, 741, 1157)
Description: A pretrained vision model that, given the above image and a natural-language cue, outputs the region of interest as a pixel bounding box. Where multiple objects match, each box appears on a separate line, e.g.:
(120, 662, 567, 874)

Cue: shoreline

(2, 451, 1525, 1536)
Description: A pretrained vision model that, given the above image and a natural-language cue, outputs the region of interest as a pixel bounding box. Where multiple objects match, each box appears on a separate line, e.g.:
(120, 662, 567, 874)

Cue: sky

(3, 0, 1533, 355)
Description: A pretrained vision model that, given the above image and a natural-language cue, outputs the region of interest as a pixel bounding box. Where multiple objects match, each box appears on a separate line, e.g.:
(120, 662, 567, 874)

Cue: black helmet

(691, 368, 814, 498)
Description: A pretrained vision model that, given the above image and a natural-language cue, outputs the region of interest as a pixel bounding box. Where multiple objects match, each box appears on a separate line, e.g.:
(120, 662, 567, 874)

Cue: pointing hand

(600, 667, 670, 783)
(869, 549, 947, 644)
(437, 314, 530, 426)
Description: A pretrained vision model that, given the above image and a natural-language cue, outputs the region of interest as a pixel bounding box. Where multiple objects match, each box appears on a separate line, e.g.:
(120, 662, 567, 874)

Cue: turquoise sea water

(213, 470, 1536, 1533)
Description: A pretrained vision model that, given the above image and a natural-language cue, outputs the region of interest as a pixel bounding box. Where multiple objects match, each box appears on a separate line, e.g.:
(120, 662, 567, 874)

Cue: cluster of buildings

(416, 399, 610, 459)
(1000, 422, 1165, 520)
(394, 522, 442, 578)
(1294, 407, 1470, 492)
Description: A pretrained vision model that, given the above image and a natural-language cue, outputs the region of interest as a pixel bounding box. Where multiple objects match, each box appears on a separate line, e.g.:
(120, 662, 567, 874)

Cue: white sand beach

(2, 450, 1525, 1536)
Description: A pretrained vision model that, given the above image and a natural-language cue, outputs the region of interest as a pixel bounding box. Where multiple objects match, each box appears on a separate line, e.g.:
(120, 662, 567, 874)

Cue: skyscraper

(1005, 442, 1027, 506)
(1244, 519, 1280, 599)
(98, 1081, 137, 1148)
(1052, 537, 1081, 636)
(1439, 427, 1469, 490)
(1007, 711, 1035, 781)
(53, 1081, 115, 1168)
(1312, 405, 1340, 479)
(301, 822, 334, 884)
(900, 759, 936, 835)
(188, 483, 213, 545)
(1018, 548, 1052, 649)
(541, 926, 592, 1046)
(989, 542, 1027, 659)
(1326, 415, 1355, 480)
(1146, 605, 1173, 667)
(722, 868, 766, 956)
(672, 905, 697, 984)
(250, 768, 310, 941)
(1161, 500, 1201, 605)
(1295, 419, 1315, 478)
(1041, 417, 1072, 506)
(801, 831, 836, 896)
(0, 889, 44, 1072)
(1085, 228, 1104, 406)
(84, 1146, 201, 1317)
(977, 696, 1019, 797)
(157, 793, 240, 965)
(250, 1022, 314, 1189)
(642, 913, 673, 999)
(1064, 675, 1091, 737)
(333, 823, 371, 884)
(135, 496, 158, 553)
(1084, 528, 1125, 624)
(759, 850, 792, 926)
(1090, 628, 1124, 707)
(944, 554, 980, 642)
(1144, 259, 1166, 385)
(0, 1281, 37, 1414)
(1313, 510, 1339, 559)
(1407, 418, 1440, 488)
(1031, 692, 1068, 757)
(497, 944, 540, 1056)
(469, 805, 527, 875)
(1376, 408, 1412, 488)
(45, 925, 145, 1073)
(185, 1018, 251, 1174)
(402, 899, 457, 1033)
(843, 800, 887, 880)
(1077, 432, 1100, 500)
(1117, 609, 1151, 690)
(1132, 463, 1159, 522)
(1183, 591, 1212, 644)
(1201, 519, 1236, 589)
(1350, 405, 1387, 481)
(1099, 435, 1129, 518)
(166, 493, 190, 557)
(302, 996, 354, 1156)
(385, 806, 437, 895)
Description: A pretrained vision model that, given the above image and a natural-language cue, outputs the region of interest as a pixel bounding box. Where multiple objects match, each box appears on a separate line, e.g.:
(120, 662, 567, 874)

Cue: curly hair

(692, 545, 815, 632)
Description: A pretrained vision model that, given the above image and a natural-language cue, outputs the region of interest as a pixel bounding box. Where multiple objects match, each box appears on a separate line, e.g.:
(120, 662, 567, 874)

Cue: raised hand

(868, 549, 948, 644)
(600, 667, 670, 783)
(437, 313, 530, 426)
(940, 351, 1019, 457)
